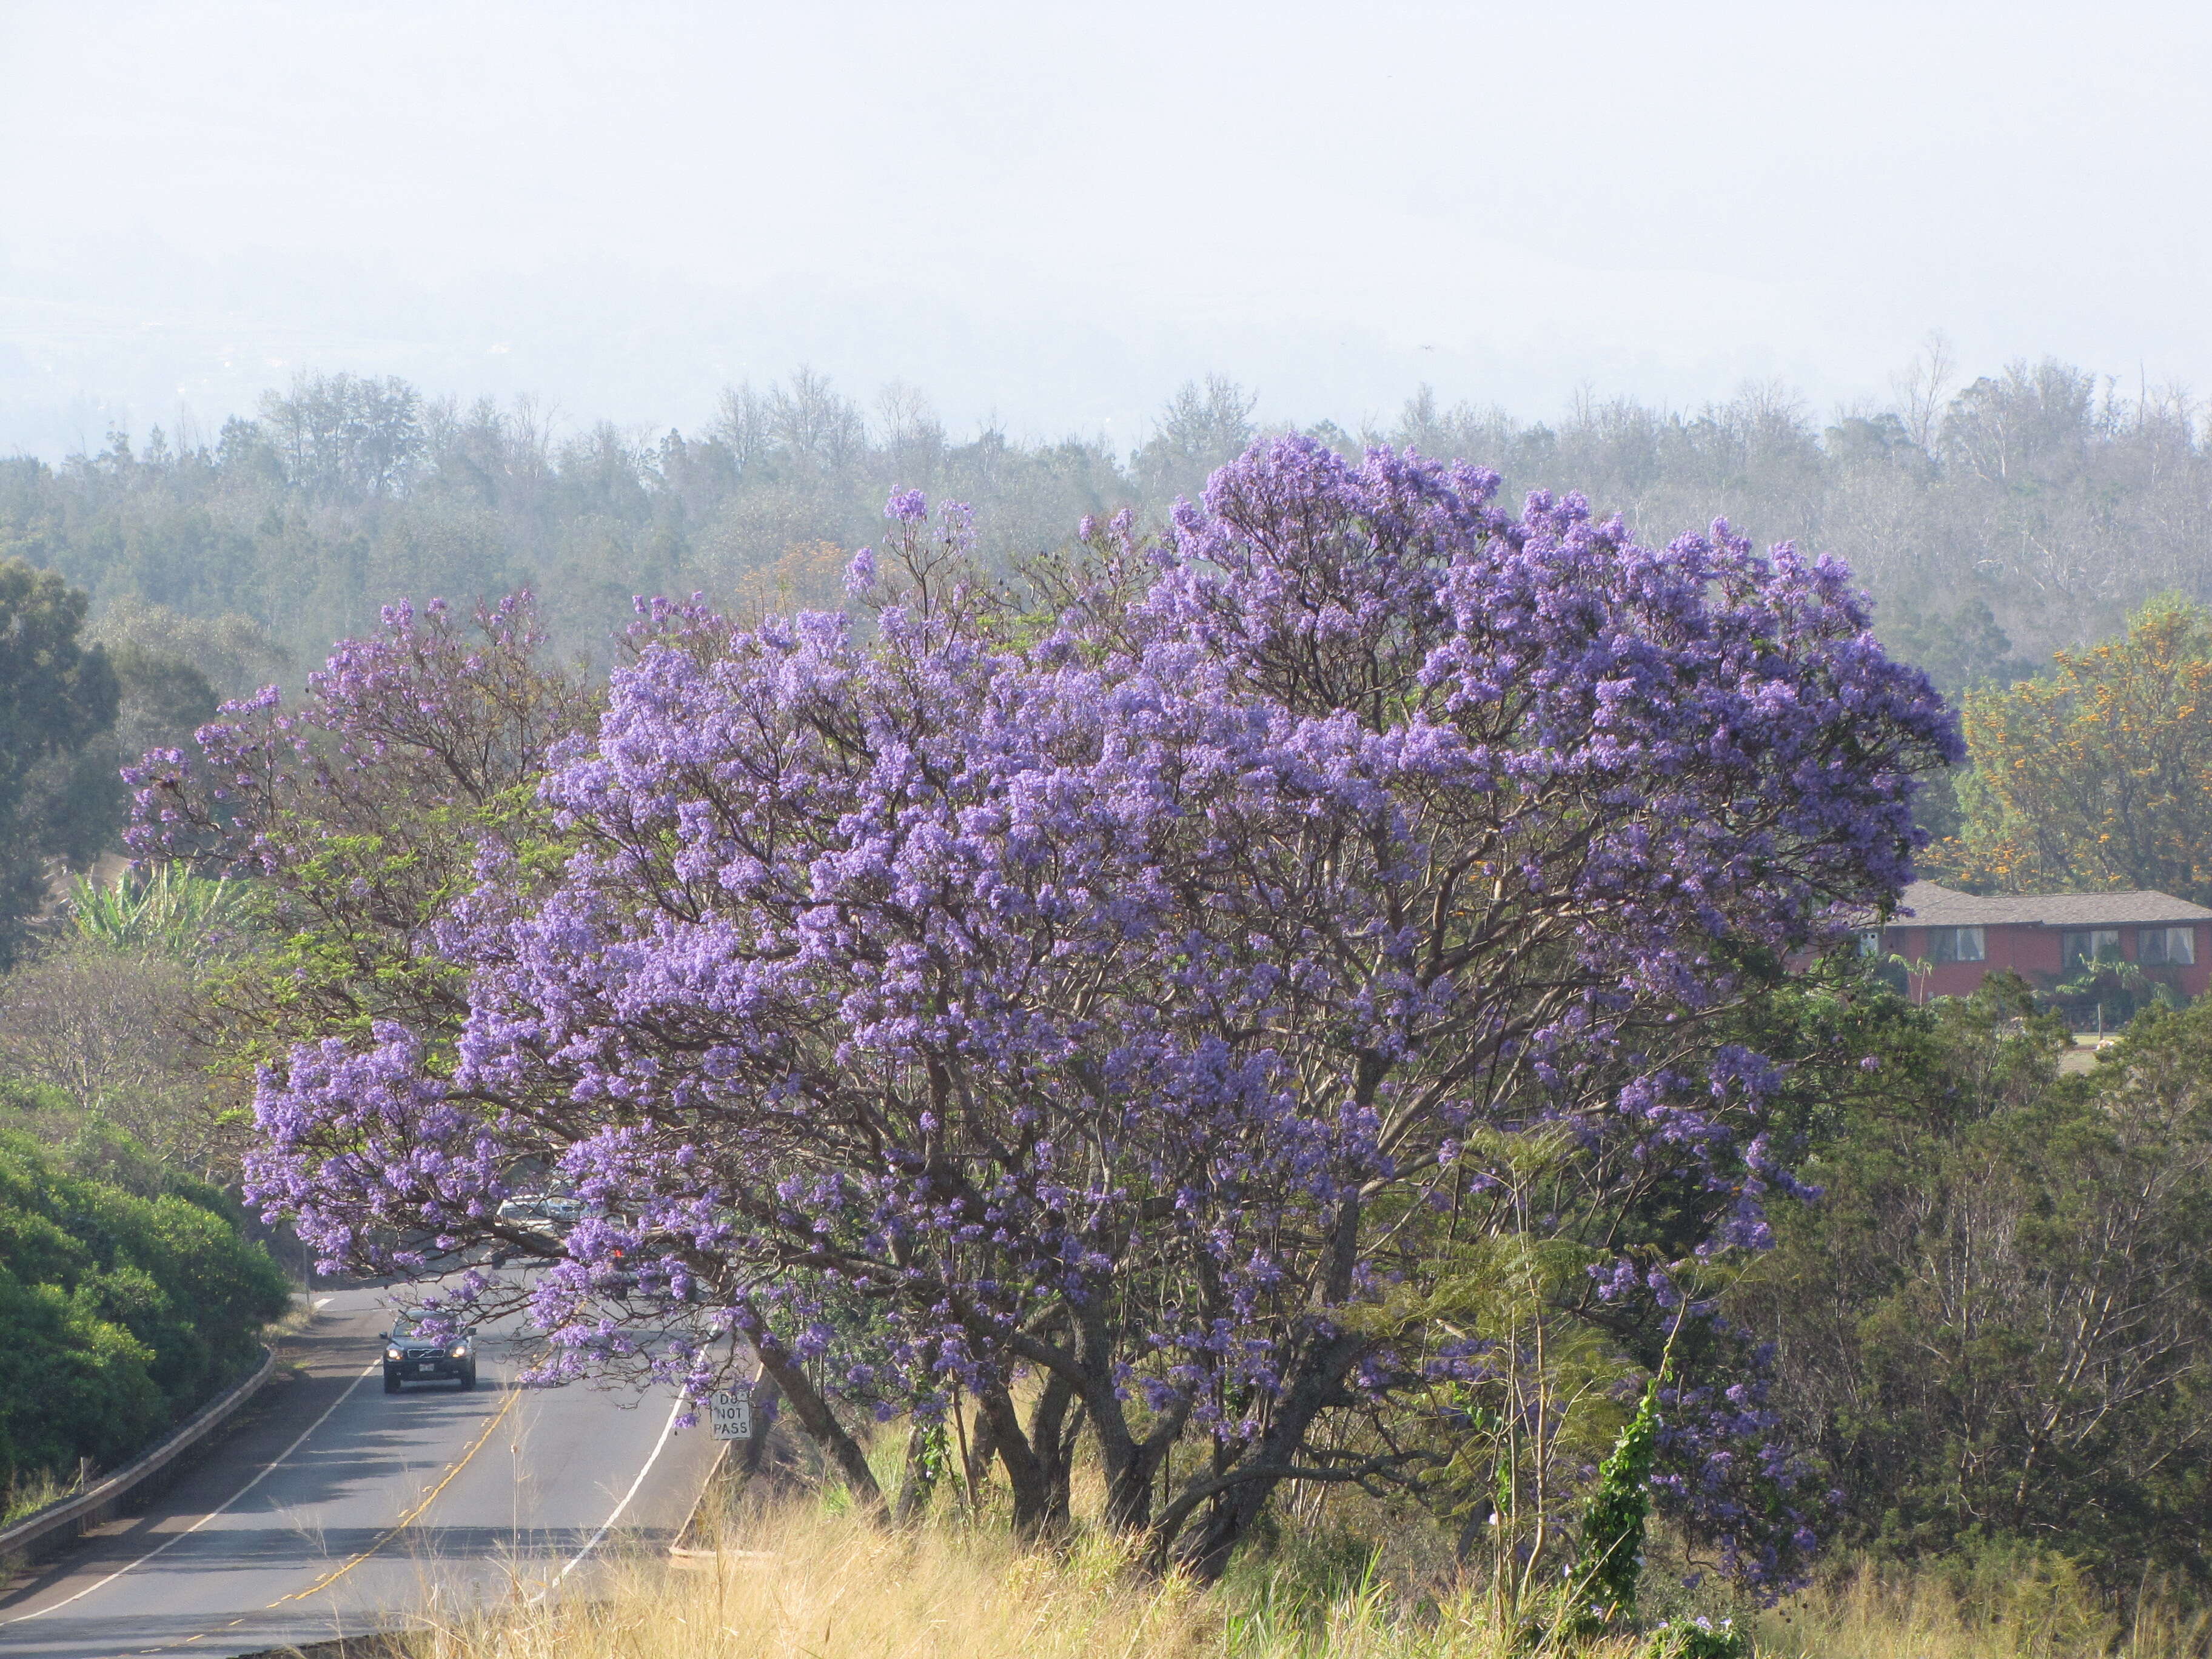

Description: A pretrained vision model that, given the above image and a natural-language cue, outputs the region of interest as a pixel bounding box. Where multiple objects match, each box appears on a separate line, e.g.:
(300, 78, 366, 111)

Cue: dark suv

(381, 1313, 478, 1392)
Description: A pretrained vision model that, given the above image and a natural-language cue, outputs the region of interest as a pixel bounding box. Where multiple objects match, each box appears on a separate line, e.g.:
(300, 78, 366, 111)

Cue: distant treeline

(2, 354, 2208, 697)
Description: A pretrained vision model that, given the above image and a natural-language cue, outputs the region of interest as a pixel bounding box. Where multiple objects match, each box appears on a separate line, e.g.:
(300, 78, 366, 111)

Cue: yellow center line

(116, 1363, 526, 1655)
(267, 1384, 522, 1608)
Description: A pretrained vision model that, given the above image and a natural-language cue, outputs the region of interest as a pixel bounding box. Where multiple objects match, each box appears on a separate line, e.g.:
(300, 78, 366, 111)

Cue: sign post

(708, 1387, 754, 1441)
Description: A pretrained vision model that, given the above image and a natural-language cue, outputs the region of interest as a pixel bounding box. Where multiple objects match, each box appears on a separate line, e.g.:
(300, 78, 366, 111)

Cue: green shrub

(1570, 1374, 1663, 1630)
(1643, 1617, 1751, 1659)
(0, 1128, 289, 1492)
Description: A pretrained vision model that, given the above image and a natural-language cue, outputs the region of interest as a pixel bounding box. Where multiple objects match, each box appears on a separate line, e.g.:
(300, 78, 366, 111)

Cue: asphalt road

(0, 1279, 725, 1659)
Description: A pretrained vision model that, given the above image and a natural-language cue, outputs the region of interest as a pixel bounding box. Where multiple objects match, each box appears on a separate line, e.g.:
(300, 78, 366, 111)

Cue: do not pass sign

(708, 1388, 754, 1441)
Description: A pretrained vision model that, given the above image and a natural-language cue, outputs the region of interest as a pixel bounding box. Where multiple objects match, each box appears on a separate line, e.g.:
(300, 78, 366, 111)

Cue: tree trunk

(1076, 1301, 1186, 1535)
(964, 1393, 998, 1501)
(1455, 1495, 1494, 1564)
(1162, 1327, 1366, 1581)
(977, 1379, 1061, 1535)
(754, 1344, 884, 1515)
(739, 1368, 783, 1477)
(1101, 1436, 1154, 1533)
(1095, 1388, 1193, 1533)
(1029, 1369, 1080, 1533)
(893, 1418, 941, 1527)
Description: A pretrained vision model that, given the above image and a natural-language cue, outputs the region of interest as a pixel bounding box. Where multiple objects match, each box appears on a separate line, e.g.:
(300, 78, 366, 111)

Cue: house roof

(1891, 880, 2212, 930)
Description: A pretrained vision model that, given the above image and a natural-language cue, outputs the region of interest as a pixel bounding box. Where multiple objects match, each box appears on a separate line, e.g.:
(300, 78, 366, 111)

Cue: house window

(2140, 926, 2196, 966)
(2062, 930, 2122, 970)
(1928, 927, 1985, 964)
(1855, 930, 1883, 957)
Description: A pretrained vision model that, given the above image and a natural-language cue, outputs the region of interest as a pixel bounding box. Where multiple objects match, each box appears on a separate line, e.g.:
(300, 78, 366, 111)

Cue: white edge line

(535, 1390, 686, 1600)
(3, 1358, 382, 1624)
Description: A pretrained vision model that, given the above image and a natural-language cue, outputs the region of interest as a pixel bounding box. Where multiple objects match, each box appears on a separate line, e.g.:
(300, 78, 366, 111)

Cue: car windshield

(500, 1195, 581, 1221)
(390, 1313, 457, 1339)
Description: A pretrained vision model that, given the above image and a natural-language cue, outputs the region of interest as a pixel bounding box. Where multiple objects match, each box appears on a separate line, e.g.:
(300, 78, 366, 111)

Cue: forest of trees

(0, 355, 2210, 1606)
(4, 350, 2208, 715)
(0, 349, 2202, 970)
(49, 446, 2207, 1601)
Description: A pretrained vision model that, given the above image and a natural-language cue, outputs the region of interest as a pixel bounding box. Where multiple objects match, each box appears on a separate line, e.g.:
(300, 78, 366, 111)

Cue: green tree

(0, 559, 119, 962)
(1877, 596, 2037, 699)
(1732, 973, 2212, 1590)
(26, 642, 224, 868)
(1939, 597, 2212, 902)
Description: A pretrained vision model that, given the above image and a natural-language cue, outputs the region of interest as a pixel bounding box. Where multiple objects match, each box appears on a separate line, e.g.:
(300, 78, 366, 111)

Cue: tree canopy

(5, 355, 2209, 726)
(1940, 597, 2212, 902)
(0, 557, 118, 960)
(142, 438, 1956, 1585)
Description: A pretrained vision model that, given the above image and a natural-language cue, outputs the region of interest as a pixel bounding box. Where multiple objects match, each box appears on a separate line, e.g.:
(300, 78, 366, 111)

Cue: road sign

(708, 1387, 753, 1441)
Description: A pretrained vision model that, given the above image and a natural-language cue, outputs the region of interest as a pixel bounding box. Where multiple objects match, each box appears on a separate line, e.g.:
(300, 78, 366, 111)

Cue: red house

(1877, 880, 2212, 1005)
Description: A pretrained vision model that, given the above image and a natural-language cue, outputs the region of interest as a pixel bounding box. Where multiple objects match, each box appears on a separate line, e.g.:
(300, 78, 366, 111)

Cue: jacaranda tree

(127, 592, 598, 1067)
(133, 438, 1957, 1580)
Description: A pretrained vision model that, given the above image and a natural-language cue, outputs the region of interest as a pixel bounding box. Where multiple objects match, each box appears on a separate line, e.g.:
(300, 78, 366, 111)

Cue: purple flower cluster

(126, 591, 592, 878)
(207, 438, 1956, 1572)
(1651, 1362, 1823, 1592)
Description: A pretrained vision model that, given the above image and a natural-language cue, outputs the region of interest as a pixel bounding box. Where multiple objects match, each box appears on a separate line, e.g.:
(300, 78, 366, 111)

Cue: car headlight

(386, 1347, 402, 1361)
(451, 1344, 469, 1358)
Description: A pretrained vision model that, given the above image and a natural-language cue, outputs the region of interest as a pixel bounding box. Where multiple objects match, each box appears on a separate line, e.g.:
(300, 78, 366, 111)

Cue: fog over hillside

(2, 354, 2204, 706)
(6, 2, 2211, 458)
(5, 0, 2210, 775)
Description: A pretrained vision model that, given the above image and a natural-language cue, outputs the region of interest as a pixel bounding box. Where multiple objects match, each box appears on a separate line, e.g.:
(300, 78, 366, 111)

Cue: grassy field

(389, 1490, 2212, 1659)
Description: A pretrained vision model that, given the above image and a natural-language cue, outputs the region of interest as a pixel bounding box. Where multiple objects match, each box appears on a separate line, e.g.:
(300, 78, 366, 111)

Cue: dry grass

(390, 1481, 2208, 1659)
(407, 1502, 1214, 1659)
(394, 1495, 1657, 1659)
(1751, 1564, 2212, 1659)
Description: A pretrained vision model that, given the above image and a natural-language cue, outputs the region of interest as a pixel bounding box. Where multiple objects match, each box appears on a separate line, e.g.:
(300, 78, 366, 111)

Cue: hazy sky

(3, 0, 2208, 457)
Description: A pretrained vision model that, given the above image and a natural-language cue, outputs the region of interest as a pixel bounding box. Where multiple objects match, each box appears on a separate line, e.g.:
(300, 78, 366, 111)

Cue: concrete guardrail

(0, 1344, 276, 1567)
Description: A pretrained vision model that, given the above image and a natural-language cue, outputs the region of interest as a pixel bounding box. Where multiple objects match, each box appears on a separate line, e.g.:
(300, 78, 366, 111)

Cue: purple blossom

(179, 435, 1956, 1576)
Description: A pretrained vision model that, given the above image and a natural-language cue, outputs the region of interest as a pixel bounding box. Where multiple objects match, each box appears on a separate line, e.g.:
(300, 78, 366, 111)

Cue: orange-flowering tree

(1942, 597, 2212, 902)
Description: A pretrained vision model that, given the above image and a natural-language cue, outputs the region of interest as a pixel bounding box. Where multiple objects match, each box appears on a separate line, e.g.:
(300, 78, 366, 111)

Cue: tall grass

(0, 1466, 73, 1529)
(384, 1401, 2212, 1659)
(410, 1503, 1216, 1659)
(395, 1496, 2212, 1659)
(1750, 1566, 2212, 1659)
(400, 1497, 1654, 1659)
